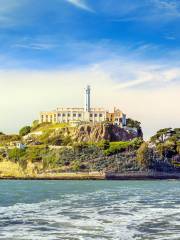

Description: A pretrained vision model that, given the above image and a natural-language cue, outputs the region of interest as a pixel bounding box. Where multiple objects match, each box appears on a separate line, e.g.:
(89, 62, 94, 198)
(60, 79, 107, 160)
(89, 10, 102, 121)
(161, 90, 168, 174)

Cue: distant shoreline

(0, 172, 180, 180)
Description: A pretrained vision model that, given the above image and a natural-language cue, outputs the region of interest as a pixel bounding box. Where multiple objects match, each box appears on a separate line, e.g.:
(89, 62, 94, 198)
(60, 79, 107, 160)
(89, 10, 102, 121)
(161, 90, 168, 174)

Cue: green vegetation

(0, 134, 20, 146)
(126, 118, 143, 137)
(136, 142, 152, 167)
(0, 137, 143, 174)
(0, 120, 179, 177)
(97, 140, 110, 150)
(31, 122, 70, 132)
(150, 128, 180, 159)
(104, 142, 130, 156)
(8, 148, 26, 162)
(126, 118, 141, 129)
(103, 138, 143, 156)
(150, 128, 171, 142)
(19, 126, 31, 136)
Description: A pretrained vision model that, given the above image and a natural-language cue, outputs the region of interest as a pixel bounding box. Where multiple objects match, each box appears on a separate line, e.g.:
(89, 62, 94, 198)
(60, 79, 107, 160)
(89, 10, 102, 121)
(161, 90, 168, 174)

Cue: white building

(40, 86, 126, 127)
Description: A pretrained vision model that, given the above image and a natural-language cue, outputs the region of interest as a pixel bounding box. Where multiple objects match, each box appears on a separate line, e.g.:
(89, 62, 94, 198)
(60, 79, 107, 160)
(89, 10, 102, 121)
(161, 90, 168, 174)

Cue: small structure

(106, 107, 126, 127)
(16, 142, 26, 150)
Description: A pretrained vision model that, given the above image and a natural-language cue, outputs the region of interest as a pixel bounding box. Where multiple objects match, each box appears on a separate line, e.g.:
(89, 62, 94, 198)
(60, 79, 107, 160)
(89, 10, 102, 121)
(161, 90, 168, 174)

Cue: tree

(126, 118, 143, 137)
(126, 118, 141, 129)
(19, 126, 31, 136)
(150, 128, 172, 143)
(136, 142, 151, 167)
(156, 141, 176, 158)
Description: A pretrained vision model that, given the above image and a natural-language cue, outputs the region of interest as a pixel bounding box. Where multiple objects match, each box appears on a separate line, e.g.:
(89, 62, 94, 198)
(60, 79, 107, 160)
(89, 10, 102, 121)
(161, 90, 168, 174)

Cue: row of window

(41, 115, 56, 119)
(90, 113, 103, 117)
(58, 113, 82, 117)
(57, 113, 103, 118)
(42, 113, 104, 119)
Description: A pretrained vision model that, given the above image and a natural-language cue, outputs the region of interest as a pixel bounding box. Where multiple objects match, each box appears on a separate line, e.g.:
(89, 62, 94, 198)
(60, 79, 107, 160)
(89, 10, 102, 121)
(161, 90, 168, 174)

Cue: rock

(72, 123, 140, 143)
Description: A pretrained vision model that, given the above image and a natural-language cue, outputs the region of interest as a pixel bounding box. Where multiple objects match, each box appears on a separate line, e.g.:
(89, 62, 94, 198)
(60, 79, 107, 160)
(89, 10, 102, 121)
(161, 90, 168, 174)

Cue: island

(0, 86, 179, 180)
(0, 121, 179, 180)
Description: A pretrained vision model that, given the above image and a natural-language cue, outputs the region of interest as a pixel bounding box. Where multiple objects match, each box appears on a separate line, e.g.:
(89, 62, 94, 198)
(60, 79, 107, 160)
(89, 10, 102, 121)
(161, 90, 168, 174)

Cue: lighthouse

(84, 85, 91, 112)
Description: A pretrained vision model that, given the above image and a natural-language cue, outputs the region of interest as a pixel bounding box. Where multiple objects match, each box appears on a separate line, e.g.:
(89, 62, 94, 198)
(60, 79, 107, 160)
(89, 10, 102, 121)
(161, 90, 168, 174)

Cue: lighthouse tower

(84, 85, 91, 112)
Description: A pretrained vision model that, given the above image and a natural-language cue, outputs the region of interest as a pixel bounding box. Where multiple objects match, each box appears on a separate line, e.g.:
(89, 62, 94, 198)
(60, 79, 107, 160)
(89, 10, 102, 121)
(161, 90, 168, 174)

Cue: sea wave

(0, 181, 179, 240)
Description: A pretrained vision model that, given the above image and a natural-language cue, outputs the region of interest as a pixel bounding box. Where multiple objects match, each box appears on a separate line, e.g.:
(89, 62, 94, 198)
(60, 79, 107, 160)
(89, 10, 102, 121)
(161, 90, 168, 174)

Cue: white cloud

(65, 0, 93, 12)
(14, 42, 56, 50)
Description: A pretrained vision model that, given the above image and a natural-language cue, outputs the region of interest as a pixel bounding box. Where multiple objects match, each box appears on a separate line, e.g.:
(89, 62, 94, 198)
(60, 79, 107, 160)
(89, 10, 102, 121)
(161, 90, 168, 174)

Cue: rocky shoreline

(0, 171, 180, 180)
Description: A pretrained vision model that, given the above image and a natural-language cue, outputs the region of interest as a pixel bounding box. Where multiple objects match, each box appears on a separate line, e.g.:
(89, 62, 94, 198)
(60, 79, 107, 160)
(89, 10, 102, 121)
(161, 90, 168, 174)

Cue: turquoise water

(0, 180, 179, 240)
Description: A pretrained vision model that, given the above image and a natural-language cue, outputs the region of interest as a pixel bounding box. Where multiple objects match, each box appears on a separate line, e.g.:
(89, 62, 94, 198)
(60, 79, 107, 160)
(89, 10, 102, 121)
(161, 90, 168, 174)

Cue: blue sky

(0, 0, 180, 138)
(1, 0, 180, 69)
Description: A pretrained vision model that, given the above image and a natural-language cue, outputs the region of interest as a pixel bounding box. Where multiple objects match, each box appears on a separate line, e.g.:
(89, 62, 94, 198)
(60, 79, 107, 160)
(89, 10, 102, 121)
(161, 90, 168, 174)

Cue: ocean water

(0, 180, 179, 240)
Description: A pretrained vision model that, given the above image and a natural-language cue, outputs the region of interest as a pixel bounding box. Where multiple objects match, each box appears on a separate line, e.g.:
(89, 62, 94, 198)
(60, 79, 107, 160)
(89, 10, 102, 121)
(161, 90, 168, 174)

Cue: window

(63, 113, 66, 117)
(90, 114, 93, 117)
(78, 114, 81, 117)
(73, 113, 76, 117)
(99, 114, 102, 117)
(58, 113, 61, 117)
(95, 114, 97, 117)
(68, 113, 71, 117)
(54, 114, 56, 117)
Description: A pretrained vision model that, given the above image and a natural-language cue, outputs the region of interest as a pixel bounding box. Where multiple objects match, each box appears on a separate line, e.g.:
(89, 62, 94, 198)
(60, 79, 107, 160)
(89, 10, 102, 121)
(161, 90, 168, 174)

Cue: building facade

(40, 86, 126, 127)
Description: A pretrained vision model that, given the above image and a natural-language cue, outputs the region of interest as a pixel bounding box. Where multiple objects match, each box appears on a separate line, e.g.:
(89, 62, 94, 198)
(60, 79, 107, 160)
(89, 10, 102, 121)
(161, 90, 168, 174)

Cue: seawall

(106, 171, 180, 180)
(0, 171, 180, 180)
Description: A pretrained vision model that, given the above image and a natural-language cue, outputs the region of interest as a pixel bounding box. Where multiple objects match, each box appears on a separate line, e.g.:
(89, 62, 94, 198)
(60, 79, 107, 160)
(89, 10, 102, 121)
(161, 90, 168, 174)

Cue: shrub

(129, 138, 143, 150)
(72, 161, 81, 172)
(26, 146, 47, 163)
(19, 126, 31, 136)
(8, 148, 26, 162)
(97, 140, 110, 150)
(104, 141, 130, 156)
(42, 151, 58, 169)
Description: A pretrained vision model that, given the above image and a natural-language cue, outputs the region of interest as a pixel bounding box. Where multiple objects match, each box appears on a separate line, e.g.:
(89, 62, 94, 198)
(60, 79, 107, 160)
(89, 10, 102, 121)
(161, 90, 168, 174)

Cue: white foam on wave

(0, 182, 180, 240)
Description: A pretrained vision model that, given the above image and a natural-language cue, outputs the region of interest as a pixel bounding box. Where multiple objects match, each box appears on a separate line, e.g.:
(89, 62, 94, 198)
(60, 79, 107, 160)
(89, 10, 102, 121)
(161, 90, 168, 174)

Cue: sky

(0, 0, 180, 139)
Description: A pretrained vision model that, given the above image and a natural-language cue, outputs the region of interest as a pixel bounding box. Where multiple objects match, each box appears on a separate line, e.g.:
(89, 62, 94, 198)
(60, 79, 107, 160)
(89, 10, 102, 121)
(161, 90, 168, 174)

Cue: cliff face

(71, 123, 140, 143)
(21, 122, 142, 147)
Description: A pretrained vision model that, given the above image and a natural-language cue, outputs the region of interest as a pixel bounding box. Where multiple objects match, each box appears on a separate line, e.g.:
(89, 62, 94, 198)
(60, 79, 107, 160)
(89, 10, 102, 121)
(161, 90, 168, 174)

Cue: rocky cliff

(71, 123, 141, 143)
(24, 122, 142, 145)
